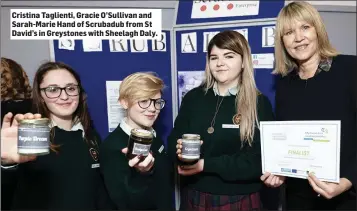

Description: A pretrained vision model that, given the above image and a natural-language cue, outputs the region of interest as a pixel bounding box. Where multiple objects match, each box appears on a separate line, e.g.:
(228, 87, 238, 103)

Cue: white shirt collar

(119, 117, 156, 137)
(213, 82, 239, 96)
(49, 119, 85, 137)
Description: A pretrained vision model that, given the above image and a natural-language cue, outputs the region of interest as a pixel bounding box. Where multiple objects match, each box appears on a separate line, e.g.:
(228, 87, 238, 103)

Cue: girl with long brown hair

(168, 30, 274, 211)
(1, 62, 113, 209)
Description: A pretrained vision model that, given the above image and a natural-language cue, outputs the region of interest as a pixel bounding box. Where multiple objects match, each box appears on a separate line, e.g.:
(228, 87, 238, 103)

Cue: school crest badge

(232, 114, 241, 125)
(89, 148, 99, 161)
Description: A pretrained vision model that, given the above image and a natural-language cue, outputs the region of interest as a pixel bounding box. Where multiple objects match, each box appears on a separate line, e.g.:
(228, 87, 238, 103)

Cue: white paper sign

(252, 53, 274, 69)
(191, 1, 259, 19)
(106, 81, 126, 132)
(152, 32, 167, 52)
(262, 26, 275, 48)
(83, 39, 102, 52)
(203, 31, 219, 52)
(109, 39, 129, 52)
(181, 32, 197, 53)
(130, 40, 148, 53)
(58, 39, 75, 50)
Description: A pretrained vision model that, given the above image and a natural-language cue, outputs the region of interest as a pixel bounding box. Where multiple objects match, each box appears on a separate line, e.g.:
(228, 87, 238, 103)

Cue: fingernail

(137, 155, 142, 159)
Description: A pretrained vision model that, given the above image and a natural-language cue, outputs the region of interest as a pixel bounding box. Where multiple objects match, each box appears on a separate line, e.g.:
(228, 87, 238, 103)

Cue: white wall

(319, 11, 356, 56)
(1, 7, 52, 84)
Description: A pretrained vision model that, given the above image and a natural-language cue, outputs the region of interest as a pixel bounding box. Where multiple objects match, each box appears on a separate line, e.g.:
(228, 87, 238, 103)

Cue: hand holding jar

(176, 134, 202, 164)
(1, 112, 45, 165)
(122, 128, 155, 173)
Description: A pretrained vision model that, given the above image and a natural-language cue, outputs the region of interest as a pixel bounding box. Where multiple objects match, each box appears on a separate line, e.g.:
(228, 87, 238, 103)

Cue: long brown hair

(32, 62, 96, 151)
(203, 30, 259, 146)
(1, 57, 32, 101)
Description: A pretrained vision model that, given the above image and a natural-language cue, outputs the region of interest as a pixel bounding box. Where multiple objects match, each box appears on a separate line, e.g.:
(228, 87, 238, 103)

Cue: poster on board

(177, 71, 205, 105)
(106, 81, 126, 132)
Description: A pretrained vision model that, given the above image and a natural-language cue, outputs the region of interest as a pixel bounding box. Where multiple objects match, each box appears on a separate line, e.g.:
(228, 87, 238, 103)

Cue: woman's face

(40, 69, 80, 120)
(121, 92, 165, 129)
(282, 20, 319, 63)
(208, 45, 243, 88)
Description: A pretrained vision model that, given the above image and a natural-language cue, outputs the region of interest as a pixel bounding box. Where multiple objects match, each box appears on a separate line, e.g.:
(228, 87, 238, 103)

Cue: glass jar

(127, 128, 153, 161)
(18, 118, 50, 155)
(181, 134, 201, 162)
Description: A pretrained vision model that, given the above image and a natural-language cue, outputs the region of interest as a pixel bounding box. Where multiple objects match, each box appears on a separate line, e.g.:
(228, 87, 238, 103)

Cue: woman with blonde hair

(100, 72, 174, 210)
(168, 30, 274, 210)
(261, 1, 356, 210)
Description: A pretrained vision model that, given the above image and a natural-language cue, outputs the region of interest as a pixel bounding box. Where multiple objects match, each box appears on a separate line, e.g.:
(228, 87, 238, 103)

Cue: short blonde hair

(119, 72, 165, 105)
(273, 1, 338, 76)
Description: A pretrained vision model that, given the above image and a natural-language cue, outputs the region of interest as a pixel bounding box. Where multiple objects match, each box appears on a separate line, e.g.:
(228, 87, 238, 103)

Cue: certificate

(260, 121, 341, 183)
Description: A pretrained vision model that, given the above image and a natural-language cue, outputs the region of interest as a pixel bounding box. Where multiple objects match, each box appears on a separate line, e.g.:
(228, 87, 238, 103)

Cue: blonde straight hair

(273, 1, 338, 76)
(203, 30, 259, 146)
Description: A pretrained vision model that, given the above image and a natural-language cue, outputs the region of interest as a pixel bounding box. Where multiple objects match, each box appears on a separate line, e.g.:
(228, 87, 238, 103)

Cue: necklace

(207, 96, 224, 134)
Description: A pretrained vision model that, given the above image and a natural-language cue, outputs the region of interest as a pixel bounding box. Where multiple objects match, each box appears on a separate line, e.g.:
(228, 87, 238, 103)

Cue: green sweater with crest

(167, 86, 274, 195)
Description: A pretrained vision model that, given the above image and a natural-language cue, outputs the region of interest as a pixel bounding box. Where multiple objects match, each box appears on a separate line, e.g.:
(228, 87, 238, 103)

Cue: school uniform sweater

(275, 54, 357, 197)
(167, 86, 275, 195)
(100, 123, 174, 210)
(8, 127, 113, 210)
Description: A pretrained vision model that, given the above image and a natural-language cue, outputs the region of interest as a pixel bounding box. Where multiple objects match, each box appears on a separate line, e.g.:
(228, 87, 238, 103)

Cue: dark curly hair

(1, 57, 32, 101)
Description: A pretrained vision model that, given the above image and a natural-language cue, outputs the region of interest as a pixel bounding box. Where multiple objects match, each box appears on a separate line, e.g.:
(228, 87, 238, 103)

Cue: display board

(174, 22, 277, 110)
(51, 30, 173, 143)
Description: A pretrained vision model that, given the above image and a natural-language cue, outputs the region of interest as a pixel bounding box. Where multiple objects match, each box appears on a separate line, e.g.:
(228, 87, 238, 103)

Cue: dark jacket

(100, 125, 174, 210)
(4, 126, 114, 210)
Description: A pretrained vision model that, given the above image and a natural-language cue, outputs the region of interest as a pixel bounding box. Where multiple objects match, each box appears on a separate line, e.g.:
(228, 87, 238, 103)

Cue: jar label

(132, 142, 151, 156)
(181, 141, 201, 156)
(18, 127, 50, 149)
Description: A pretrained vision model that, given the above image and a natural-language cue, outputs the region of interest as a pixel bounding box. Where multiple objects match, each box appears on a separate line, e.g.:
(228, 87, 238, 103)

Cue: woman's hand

(1, 112, 40, 165)
(176, 139, 184, 161)
(177, 159, 204, 176)
(176, 139, 203, 161)
(176, 139, 204, 176)
(260, 172, 285, 188)
(307, 173, 352, 199)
